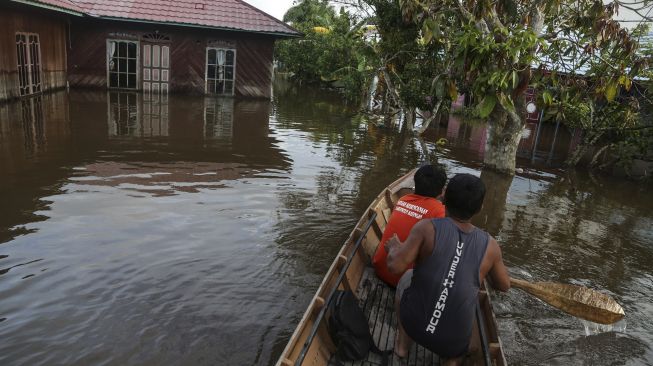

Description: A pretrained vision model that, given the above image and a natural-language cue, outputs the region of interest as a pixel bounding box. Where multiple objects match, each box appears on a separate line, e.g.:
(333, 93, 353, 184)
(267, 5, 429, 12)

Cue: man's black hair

(414, 164, 447, 198)
(444, 173, 486, 220)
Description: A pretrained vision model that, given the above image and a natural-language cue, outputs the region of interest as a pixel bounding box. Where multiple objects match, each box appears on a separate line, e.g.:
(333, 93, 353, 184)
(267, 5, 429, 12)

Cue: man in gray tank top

(385, 173, 511, 365)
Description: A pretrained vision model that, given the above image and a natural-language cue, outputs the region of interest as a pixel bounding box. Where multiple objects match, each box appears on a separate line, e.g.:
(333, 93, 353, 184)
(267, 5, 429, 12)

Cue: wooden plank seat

(330, 267, 440, 366)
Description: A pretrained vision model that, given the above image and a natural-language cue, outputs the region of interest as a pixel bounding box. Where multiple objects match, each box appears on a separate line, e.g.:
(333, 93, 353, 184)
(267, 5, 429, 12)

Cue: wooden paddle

(510, 278, 625, 325)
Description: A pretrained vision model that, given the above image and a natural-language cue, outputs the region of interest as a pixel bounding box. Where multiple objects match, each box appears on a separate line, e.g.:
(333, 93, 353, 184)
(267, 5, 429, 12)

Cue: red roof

(18, 0, 299, 37)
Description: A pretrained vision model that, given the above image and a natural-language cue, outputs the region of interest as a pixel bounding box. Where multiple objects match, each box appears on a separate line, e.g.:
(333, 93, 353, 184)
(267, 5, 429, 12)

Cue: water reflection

(445, 115, 486, 160)
(105, 92, 240, 142)
(432, 114, 577, 167)
(107, 91, 170, 137)
(475, 169, 514, 237)
(0, 93, 72, 243)
(0, 93, 71, 161)
(143, 90, 170, 137)
(204, 97, 233, 139)
(0, 91, 286, 244)
(108, 92, 139, 136)
(0, 88, 294, 365)
(21, 96, 46, 154)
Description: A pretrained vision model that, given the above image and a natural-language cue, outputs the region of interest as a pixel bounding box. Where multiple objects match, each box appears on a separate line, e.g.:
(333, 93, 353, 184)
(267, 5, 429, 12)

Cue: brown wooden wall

(0, 3, 69, 102)
(68, 19, 277, 99)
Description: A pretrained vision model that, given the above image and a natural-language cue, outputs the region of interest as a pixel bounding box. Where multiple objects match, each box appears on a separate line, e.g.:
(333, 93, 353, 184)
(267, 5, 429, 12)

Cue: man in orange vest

(372, 165, 447, 287)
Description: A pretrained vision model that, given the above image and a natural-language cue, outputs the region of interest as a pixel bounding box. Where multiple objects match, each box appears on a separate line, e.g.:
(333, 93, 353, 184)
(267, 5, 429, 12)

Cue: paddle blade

(510, 278, 625, 325)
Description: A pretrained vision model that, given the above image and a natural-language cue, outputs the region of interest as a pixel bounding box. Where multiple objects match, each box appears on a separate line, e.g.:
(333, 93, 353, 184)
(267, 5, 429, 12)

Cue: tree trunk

(475, 169, 514, 236)
(381, 89, 389, 115)
(416, 99, 443, 135)
(403, 108, 416, 132)
(565, 130, 604, 167)
(478, 5, 544, 175)
(483, 106, 524, 175)
(590, 144, 612, 168)
(416, 136, 434, 164)
(362, 74, 381, 112)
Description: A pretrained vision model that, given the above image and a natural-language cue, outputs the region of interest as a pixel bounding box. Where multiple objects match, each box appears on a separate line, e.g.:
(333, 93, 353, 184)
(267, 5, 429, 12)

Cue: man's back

(372, 193, 445, 286)
(400, 218, 489, 357)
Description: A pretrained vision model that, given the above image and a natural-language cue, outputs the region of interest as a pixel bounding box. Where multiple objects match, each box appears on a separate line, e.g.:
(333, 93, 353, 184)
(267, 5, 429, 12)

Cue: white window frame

(205, 47, 237, 96)
(106, 39, 140, 90)
(16, 32, 42, 96)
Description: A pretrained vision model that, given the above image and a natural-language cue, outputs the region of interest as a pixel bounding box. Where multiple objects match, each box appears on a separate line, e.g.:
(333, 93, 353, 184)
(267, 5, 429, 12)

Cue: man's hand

(385, 234, 400, 254)
(386, 220, 430, 275)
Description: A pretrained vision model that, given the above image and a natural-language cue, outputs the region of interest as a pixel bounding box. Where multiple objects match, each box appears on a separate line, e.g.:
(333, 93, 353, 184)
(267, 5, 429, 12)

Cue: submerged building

(0, 0, 299, 102)
(0, 1, 80, 101)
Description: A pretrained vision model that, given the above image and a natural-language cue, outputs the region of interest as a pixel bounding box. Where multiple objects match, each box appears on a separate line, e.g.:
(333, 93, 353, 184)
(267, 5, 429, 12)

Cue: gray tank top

(399, 217, 489, 357)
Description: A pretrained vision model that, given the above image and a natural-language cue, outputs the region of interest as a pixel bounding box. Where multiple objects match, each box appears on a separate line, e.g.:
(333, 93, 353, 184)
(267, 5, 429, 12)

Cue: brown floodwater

(0, 79, 652, 365)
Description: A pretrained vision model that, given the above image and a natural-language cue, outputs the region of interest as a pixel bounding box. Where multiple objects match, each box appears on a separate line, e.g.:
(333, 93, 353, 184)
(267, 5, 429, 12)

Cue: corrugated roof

(639, 31, 653, 53)
(79, 0, 299, 36)
(14, 0, 300, 37)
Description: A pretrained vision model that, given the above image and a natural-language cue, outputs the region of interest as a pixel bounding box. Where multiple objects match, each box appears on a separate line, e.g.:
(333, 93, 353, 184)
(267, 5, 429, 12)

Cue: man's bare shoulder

(484, 235, 503, 263)
(414, 219, 436, 262)
(414, 218, 435, 236)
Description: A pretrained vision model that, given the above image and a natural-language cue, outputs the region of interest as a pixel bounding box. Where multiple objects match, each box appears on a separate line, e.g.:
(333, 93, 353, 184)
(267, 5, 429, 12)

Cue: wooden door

(142, 43, 169, 94)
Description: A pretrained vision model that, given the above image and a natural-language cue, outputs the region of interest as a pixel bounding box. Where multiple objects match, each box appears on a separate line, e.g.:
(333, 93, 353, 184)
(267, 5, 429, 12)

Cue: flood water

(0, 79, 652, 365)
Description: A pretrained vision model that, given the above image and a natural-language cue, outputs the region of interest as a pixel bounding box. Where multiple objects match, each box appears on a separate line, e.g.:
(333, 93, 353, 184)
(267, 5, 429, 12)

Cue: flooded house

(0, 1, 82, 101)
(0, 0, 299, 102)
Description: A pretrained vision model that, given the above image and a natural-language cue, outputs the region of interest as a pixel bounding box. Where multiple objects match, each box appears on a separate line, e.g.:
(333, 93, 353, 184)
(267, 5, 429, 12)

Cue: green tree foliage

(598, 23, 653, 174)
(278, 0, 651, 175)
(275, 1, 374, 100)
(548, 21, 653, 172)
(398, 0, 647, 174)
(283, 0, 336, 26)
(348, 0, 458, 133)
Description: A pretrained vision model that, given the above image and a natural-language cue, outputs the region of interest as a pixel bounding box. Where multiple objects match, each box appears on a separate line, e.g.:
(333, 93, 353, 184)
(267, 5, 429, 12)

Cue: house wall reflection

(438, 114, 578, 166)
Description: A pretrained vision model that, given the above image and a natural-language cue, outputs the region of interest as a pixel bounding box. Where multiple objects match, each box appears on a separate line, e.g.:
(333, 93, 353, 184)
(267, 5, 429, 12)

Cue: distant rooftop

(14, 0, 300, 37)
(639, 30, 653, 53)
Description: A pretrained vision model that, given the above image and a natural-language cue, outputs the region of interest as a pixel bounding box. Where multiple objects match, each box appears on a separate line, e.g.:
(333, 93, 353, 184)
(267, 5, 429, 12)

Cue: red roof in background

(15, 0, 299, 37)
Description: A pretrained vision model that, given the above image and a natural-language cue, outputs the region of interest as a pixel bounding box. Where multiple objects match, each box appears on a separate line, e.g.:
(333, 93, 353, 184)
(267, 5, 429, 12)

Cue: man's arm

(385, 219, 430, 275)
(486, 238, 511, 292)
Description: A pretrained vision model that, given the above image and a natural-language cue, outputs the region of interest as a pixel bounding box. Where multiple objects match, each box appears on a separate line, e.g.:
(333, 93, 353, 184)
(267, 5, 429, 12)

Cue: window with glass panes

(107, 40, 138, 89)
(205, 48, 236, 95)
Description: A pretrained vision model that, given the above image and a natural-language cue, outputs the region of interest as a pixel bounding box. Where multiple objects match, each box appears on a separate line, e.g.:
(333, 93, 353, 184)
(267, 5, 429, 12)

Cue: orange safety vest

(372, 194, 445, 287)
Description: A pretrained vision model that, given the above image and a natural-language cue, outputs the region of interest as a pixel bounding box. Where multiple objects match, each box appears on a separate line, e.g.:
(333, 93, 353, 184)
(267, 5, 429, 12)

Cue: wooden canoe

(276, 170, 507, 366)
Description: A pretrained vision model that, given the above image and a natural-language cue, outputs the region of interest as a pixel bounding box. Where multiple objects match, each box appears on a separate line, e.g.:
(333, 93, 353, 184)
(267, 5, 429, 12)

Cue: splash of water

(581, 318, 627, 336)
